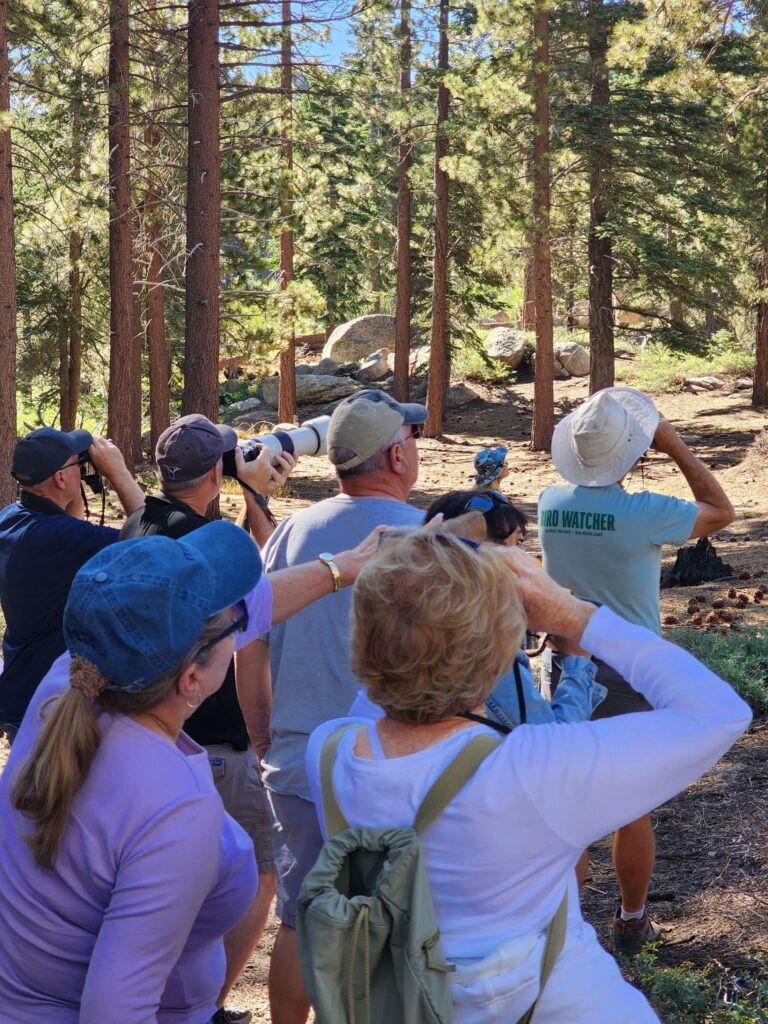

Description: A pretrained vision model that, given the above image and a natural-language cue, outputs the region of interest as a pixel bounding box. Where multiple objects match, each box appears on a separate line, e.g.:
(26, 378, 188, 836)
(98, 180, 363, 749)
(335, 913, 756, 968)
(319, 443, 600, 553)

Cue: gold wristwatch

(318, 552, 342, 593)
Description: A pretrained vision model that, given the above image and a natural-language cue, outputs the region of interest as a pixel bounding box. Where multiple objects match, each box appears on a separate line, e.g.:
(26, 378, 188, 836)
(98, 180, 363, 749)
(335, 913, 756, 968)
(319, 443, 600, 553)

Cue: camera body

(221, 415, 330, 478)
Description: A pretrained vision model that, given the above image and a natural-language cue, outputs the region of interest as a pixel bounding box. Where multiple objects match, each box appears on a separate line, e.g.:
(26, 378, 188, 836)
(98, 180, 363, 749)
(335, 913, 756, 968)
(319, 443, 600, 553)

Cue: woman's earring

(186, 694, 202, 710)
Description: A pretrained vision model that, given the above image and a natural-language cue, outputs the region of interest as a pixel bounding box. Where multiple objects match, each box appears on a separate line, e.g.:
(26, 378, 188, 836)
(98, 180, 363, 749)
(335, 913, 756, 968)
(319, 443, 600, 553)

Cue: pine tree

(0, 0, 16, 505)
(183, 0, 221, 424)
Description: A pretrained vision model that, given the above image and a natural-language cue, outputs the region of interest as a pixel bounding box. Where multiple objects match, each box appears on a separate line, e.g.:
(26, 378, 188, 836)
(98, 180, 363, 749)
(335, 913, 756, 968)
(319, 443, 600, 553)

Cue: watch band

(318, 552, 342, 593)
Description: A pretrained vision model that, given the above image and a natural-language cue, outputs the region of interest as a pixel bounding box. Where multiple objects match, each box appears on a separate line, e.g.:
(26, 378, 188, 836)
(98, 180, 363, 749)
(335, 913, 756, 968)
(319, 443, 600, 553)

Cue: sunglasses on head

(197, 599, 249, 659)
(377, 527, 479, 552)
(461, 490, 510, 515)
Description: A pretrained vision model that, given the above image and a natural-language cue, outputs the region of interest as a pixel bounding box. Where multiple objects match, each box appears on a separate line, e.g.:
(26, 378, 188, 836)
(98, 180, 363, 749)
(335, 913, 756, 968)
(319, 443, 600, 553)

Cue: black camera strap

(237, 478, 277, 529)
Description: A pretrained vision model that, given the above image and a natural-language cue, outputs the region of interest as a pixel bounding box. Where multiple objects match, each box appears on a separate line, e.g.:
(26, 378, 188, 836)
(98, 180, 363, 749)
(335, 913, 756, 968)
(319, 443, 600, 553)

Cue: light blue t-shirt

(538, 483, 697, 633)
(261, 493, 423, 801)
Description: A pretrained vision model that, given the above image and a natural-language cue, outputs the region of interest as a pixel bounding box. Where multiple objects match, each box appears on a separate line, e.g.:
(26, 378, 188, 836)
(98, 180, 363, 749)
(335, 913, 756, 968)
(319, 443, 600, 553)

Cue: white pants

(449, 915, 658, 1024)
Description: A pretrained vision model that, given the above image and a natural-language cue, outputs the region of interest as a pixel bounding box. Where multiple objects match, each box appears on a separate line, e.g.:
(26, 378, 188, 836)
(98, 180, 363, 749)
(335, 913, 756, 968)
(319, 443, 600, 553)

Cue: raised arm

(498, 548, 751, 851)
(88, 436, 145, 516)
(651, 417, 734, 538)
(267, 525, 385, 624)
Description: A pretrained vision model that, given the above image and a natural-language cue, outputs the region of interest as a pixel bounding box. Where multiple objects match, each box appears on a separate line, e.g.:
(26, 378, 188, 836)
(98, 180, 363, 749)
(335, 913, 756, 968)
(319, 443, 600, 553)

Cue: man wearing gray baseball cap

(260, 389, 427, 1024)
(538, 387, 734, 956)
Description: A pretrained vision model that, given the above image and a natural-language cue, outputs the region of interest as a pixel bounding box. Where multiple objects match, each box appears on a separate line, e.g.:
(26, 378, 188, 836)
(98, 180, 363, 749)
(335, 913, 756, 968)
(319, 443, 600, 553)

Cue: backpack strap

(516, 888, 569, 1024)
(413, 733, 502, 835)
(320, 724, 361, 836)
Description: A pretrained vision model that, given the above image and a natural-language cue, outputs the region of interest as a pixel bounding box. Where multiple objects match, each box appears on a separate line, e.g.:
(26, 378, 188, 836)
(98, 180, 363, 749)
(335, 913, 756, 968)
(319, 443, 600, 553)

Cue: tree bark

(183, 0, 221, 424)
(754, 178, 768, 408)
(393, 0, 412, 403)
(530, 1, 554, 452)
(144, 115, 170, 452)
(703, 283, 717, 340)
(521, 257, 536, 332)
(107, 0, 136, 468)
(587, 0, 614, 394)
(425, 0, 450, 438)
(63, 75, 83, 432)
(278, 0, 296, 424)
(0, 3, 15, 506)
(131, 226, 143, 463)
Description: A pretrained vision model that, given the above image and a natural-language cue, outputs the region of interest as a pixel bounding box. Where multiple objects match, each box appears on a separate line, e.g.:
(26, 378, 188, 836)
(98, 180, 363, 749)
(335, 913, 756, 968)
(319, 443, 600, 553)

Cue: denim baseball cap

(11, 427, 93, 486)
(63, 521, 262, 690)
(328, 389, 427, 471)
(155, 414, 238, 483)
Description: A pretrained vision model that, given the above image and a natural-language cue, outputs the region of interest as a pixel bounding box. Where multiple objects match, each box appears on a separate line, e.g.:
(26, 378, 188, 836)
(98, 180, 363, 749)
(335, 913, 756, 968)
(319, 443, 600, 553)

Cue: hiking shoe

(612, 908, 662, 957)
(210, 1009, 252, 1024)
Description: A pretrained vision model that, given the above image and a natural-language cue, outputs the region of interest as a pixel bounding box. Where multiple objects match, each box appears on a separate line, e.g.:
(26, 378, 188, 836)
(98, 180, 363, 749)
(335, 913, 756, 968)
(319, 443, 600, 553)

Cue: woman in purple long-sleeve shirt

(0, 522, 270, 1024)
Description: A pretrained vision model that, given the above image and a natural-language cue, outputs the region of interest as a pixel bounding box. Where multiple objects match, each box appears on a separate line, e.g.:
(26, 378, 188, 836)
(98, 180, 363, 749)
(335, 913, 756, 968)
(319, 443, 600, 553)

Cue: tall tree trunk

(754, 178, 768, 408)
(63, 75, 83, 431)
(587, 0, 614, 393)
(521, 257, 536, 331)
(183, 0, 221, 424)
(65, 228, 83, 430)
(425, 0, 450, 438)
(145, 115, 170, 452)
(530, 1, 554, 452)
(130, 204, 144, 462)
(278, 0, 296, 424)
(107, 0, 136, 467)
(0, 1, 15, 505)
(393, 0, 412, 403)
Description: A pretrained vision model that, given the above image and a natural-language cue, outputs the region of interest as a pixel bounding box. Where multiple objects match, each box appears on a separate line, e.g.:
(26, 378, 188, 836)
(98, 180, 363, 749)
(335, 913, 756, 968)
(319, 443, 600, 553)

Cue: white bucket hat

(551, 387, 659, 487)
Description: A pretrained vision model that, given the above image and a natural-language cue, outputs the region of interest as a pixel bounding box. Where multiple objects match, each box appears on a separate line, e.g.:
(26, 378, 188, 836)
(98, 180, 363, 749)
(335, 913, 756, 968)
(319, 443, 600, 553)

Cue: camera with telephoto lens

(221, 415, 330, 478)
(77, 453, 104, 495)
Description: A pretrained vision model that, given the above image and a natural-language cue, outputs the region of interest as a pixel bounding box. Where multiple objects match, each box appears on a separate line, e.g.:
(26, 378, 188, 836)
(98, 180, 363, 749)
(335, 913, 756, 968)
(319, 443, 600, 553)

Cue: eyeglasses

(408, 426, 422, 441)
(61, 453, 89, 473)
(197, 600, 249, 659)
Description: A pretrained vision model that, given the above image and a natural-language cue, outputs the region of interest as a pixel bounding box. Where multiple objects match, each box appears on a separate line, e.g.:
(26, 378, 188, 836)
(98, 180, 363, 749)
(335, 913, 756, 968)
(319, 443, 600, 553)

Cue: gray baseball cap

(155, 414, 238, 483)
(328, 390, 427, 471)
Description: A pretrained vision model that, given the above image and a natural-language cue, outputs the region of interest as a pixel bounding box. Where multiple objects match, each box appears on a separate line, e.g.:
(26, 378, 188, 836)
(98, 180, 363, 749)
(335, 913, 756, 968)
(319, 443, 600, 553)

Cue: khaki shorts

(266, 789, 324, 929)
(206, 744, 275, 873)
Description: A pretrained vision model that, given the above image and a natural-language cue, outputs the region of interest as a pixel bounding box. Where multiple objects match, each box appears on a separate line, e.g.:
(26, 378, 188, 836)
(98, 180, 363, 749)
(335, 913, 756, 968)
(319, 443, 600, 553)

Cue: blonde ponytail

(12, 609, 230, 869)
(12, 688, 101, 869)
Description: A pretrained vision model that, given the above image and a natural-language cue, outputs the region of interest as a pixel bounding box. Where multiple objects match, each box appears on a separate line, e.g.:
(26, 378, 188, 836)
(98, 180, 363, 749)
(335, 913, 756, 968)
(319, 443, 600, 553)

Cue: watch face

(318, 552, 334, 561)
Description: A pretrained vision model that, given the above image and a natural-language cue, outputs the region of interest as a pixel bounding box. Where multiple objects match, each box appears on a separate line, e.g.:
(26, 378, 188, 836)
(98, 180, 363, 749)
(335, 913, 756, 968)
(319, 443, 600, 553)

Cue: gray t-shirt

(539, 483, 697, 633)
(261, 494, 423, 800)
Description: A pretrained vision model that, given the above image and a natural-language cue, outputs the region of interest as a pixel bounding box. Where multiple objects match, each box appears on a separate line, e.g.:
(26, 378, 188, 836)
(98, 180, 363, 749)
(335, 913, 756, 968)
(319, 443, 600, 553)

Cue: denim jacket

(485, 651, 607, 729)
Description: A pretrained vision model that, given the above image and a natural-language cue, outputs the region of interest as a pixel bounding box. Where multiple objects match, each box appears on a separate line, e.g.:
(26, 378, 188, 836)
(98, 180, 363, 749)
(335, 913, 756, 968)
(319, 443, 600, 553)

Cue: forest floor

(2, 372, 767, 1020)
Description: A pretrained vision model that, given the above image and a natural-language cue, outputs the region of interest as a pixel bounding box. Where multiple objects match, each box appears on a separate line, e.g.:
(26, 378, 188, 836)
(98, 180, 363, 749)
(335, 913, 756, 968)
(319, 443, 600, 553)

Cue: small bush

(451, 342, 515, 384)
(625, 952, 768, 1023)
(667, 626, 768, 714)
(616, 337, 754, 394)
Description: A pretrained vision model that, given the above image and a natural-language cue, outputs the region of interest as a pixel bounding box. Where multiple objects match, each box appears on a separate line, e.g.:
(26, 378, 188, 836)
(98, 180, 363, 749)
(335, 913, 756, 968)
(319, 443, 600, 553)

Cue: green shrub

(624, 953, 768, 1023)
(616, 337, 754, 394)
(667, 626, 768, 714)
(451, 341, 515, 383)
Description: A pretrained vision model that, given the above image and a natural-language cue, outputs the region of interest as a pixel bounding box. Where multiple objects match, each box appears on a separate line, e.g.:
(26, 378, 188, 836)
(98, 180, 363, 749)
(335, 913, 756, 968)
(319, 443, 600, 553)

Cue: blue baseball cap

(474, 446, 508, 487)
(12, 427, 93, 486)
(63, 521, 262, 690)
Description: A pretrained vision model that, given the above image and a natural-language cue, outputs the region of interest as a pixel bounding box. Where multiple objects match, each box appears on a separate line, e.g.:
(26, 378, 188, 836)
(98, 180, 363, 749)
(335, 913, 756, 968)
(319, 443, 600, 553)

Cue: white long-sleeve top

(306, 606, 751, 1024)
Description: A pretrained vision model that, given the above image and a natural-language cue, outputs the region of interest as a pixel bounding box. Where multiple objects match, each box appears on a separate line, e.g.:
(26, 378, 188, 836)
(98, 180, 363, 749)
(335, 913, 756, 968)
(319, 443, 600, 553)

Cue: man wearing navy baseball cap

(0, 428, 144, 739)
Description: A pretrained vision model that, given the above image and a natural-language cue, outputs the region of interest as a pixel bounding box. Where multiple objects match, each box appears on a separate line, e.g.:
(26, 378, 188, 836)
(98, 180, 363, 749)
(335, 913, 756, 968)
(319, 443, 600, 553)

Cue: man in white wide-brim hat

(538, 386, 734, 956)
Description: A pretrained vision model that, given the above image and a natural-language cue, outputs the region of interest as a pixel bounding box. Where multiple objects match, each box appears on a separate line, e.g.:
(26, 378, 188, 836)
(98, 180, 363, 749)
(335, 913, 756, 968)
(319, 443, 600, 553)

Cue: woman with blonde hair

(305, 530, 751, 1023)
(0, 522, 268, 1024)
